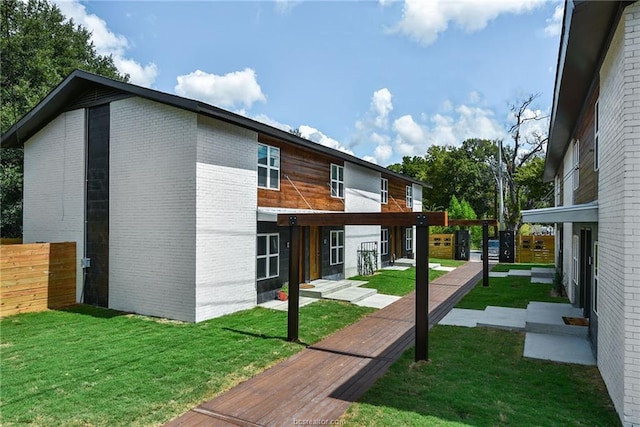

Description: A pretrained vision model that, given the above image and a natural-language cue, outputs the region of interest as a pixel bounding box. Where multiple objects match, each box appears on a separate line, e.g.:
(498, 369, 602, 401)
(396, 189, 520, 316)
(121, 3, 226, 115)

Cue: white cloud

(54, 0, 158, 87)
(374, 144, 393, 163)
(391, 0, 545, 46)
(299, 125, 354, 155)
(275, 0, 299, 14)
(371, 88, 394, 129)
(391, 103, 507, 156)
(362, 155, 379, 164)
(544, 4, 564, 37)
(174, 68, 267, 109)
(252, 114, 293, 132)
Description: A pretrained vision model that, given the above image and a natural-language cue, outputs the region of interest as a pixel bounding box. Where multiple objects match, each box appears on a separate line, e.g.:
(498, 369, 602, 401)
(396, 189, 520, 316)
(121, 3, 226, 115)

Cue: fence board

(516, 235, 555, 264)
(429, 234, 454, 259)
(0, 242, 76, 317)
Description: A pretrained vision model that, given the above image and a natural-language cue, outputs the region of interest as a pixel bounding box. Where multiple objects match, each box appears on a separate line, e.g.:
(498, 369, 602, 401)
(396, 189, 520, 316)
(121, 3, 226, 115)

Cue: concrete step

(299, 279, 368, 299)
(531, 267, 555, 278)
(525, 302, 588, 337)
(323, 286, 378, 303)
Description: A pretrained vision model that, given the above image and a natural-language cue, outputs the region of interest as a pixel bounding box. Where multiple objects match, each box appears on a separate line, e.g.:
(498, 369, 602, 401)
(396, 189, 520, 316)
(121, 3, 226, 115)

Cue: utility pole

(498, 140, 504, 231)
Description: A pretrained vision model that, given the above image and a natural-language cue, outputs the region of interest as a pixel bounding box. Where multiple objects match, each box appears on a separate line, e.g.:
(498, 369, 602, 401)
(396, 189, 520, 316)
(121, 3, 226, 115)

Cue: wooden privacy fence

(429, 234, 454, 259)
(516, 235, 555, 263)
(1, 242, 76, 317)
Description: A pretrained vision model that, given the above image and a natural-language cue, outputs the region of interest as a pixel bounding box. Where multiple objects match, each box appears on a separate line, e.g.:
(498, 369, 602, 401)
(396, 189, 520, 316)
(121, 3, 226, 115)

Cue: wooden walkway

(166, 261, 485, 427)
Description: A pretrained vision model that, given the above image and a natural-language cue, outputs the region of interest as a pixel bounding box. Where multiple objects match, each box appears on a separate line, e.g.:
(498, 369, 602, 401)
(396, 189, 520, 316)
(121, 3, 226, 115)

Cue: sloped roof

(544, 1, 631, 181)
(1, 69, 430, 188)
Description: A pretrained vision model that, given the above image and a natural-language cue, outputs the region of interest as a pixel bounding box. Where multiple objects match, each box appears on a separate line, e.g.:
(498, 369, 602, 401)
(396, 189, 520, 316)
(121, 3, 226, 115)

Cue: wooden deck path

(166, 261, 485, 427)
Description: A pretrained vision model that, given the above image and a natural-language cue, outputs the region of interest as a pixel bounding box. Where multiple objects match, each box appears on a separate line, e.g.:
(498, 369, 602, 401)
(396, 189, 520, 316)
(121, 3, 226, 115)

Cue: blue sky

(55, 0, 564, 165)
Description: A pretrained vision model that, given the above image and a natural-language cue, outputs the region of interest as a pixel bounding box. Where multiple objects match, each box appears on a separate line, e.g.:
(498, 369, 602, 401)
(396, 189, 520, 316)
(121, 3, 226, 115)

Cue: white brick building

(1, 70, 425, 323)
(522, 2, 640, 425)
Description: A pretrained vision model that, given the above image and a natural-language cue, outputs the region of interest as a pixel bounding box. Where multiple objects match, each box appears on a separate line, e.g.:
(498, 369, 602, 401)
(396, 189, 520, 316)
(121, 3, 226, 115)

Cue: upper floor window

(572, 139, 579, 191)
(330, 230, 344, 265)
(406, 185, 413, 208)
(594, 100, 599, 171)
(331, 164, 344, 198)
(381, 178, 388, 204)
(258, 144, 280, 190)
(257, 233, 279, 280)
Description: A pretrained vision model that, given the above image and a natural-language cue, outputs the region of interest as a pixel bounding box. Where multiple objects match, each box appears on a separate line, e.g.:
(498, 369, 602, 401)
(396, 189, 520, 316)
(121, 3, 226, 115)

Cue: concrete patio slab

(508, 269, 532, 276)
(433, 266, 456, 272)
(478, 306, 526, 331)
(259, 297, 320, 311)
(438, 308, 485, 327)
(531, 267, 555, 277)
(524, 332, 596, 365)
(531, 276, 554, 284)
(354, 294, 402, 309)
(489, 272, 509, 278)
(382, 265, 410, 271)
(324, 286, 377, 303)
(526, 302, 587, 336)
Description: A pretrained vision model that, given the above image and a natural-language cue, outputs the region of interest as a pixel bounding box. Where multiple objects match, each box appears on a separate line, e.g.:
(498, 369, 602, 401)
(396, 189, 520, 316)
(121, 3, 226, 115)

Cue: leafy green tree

(1, 0, 126, 237)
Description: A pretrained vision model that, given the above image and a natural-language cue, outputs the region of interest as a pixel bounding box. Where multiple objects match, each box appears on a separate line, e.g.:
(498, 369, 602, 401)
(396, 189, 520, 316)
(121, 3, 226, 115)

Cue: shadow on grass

(221, 327, 309, 347)
(59, 304, 128, 319)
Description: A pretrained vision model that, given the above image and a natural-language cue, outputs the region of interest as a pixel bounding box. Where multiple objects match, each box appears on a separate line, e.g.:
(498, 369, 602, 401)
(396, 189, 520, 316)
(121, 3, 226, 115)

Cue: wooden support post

(288, 220, 301, 342)
(482, 220, 489, 287)
(415, 214, 429, 362)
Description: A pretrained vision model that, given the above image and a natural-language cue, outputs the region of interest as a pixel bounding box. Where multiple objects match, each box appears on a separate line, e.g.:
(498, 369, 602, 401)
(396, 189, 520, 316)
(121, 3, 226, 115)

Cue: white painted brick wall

(195, 116, 258, 322)
(599, 4, 640, 425)
(344, 162, 381, 278)
(110, 97, 197, 322)
(23, 109, 85, 302)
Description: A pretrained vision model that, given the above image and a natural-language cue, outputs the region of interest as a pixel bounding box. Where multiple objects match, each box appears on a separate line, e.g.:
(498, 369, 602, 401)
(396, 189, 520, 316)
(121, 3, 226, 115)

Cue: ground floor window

(381, 228, 389, 255)
(406, 227, 413, 252)
(330, 230, 344, 265)
(257, 233, 279, 279)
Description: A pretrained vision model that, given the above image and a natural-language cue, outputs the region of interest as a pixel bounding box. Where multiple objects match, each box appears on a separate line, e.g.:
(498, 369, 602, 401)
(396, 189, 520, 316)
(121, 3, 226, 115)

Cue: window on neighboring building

(572, 235, 579, 288)
(572, 139, 580, 191)
(406, 227, 413, 252)
(381, 178, 388, 205)
(331, 164, 344, 198)
(381, 228, 389, 255)
(258, 144, 280, 190)
(593, 241, 598, 314)
(406, 185, 413, 208)
(330, 230, 344, 265)
(257, 234, 279, 280)
(594, 100, 599, 171)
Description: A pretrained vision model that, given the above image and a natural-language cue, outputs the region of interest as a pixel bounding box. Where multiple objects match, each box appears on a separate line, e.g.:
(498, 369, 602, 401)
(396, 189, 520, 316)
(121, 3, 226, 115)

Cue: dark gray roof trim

(1, 70, 429, 188)
(544, 1, 630, 181)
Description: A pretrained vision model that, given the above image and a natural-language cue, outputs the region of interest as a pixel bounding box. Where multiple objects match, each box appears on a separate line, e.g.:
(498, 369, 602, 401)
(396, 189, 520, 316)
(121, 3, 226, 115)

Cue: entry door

(309, 226, 321, 280)
(580, 229, 593, 318)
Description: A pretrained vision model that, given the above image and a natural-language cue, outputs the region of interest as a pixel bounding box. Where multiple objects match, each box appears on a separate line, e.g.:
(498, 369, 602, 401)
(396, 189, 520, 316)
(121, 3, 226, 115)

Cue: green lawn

(0, 301, 374, 426)
(351, 258, 465, 297)
(456, 264, 568, 310)
(343, 326, 619, 426)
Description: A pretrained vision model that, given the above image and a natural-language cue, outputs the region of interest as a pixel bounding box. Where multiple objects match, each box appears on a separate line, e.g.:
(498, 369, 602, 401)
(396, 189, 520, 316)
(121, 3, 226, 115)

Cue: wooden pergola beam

(449, 219, 498, 227)
(277, 211, 448, 227)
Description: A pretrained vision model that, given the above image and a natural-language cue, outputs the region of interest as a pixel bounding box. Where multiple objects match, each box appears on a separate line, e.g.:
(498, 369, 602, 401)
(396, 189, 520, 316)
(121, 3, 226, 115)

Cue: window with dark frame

(406, 185, 413, 208)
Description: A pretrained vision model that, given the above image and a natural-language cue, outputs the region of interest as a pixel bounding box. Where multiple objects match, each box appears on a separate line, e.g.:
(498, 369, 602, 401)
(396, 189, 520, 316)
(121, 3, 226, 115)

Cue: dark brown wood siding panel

(257, 135, 345, 211)
(574, 86, 599, 205)
(382, 175, 411, 212)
